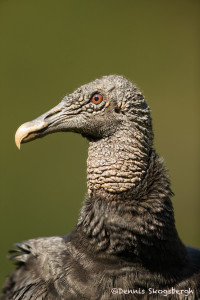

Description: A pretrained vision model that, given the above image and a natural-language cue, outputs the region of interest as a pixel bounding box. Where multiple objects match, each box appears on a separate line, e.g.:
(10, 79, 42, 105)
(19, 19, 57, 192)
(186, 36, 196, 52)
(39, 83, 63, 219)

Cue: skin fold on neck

(87, 125, 150, 194)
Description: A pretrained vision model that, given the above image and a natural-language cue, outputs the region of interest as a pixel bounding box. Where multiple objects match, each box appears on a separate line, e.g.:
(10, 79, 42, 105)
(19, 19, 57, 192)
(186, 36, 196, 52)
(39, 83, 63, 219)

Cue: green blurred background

(0, 0, 199, 288)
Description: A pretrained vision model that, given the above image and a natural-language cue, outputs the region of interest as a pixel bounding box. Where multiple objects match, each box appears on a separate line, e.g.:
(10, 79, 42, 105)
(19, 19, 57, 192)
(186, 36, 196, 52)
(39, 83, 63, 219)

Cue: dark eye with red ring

(91, 93, 103, 105)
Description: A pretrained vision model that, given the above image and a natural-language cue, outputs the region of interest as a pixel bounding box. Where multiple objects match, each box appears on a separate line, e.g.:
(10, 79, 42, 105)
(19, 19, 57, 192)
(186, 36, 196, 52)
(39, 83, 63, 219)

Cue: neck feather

(77, 151, 186, 266)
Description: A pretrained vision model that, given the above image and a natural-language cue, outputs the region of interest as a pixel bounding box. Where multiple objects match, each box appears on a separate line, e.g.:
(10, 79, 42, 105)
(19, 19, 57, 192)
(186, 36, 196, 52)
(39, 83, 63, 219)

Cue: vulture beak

(15, 101, 67, 149)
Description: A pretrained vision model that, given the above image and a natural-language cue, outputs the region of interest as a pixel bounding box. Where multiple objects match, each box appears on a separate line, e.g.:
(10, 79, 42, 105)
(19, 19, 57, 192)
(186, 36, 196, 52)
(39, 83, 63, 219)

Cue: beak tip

(15, 133, 21, 150)
(15, 122, 28, 150)
(16, 142, 21, 150)
(14, 120, 49, 149)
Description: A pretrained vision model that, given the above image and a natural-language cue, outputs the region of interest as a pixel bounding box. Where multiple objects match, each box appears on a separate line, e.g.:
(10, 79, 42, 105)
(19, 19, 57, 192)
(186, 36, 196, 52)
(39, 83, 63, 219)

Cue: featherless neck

(87, 126, 150, 194)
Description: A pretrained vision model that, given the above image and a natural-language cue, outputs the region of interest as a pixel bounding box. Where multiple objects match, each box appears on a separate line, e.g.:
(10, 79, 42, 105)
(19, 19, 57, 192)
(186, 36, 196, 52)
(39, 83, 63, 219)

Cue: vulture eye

(91, 94, 103, 105)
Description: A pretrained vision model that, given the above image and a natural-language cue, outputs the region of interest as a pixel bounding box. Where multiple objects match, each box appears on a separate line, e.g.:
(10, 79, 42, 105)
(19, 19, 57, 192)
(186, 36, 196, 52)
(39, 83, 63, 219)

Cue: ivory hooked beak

(14, 102, 65, 149)
(15, 120, 48, 149)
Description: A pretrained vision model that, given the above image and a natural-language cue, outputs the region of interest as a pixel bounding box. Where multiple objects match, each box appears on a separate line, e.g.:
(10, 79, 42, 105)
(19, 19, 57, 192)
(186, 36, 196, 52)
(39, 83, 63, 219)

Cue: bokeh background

(0, 0, 199, 288)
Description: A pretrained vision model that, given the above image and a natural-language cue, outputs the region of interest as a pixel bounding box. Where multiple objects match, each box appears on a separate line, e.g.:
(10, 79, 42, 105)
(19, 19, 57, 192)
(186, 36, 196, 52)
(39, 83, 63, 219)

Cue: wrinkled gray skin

(1, 75, 200, 299)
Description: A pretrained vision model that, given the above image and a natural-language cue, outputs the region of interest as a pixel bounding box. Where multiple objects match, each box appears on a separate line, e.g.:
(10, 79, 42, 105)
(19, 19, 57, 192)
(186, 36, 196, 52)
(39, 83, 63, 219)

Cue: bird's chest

(53, 266, 196, 300)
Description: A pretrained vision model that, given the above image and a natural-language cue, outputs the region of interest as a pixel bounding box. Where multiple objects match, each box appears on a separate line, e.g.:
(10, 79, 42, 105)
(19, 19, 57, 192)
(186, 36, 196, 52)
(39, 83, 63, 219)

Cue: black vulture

(1, 75, 200, 299)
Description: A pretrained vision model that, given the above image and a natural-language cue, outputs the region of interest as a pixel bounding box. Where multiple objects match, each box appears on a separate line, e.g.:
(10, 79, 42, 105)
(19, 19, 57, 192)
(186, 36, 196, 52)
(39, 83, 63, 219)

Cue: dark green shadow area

(0, 0, 199, 287)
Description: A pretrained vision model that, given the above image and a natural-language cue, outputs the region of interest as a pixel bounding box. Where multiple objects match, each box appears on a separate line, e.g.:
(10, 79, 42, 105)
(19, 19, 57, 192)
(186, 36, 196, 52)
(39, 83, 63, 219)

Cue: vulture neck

(76, 129, 187, 267)
(87, 127, 150, 194)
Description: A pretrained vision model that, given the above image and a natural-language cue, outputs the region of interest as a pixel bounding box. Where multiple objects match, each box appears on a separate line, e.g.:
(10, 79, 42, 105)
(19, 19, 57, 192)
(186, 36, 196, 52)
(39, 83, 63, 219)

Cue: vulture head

(15, 75, 154, 193)
(15, 75, 153, 146)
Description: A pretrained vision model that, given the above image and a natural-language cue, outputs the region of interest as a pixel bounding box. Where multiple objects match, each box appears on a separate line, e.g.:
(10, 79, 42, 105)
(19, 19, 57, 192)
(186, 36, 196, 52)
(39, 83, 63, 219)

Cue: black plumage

(1, 75, 200, 299)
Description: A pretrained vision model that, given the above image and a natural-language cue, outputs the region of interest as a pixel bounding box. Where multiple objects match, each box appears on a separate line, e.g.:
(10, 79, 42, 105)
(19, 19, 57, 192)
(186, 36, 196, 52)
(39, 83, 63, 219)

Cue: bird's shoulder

(1, 235, 70, 300)
(13, 235, 67, 263)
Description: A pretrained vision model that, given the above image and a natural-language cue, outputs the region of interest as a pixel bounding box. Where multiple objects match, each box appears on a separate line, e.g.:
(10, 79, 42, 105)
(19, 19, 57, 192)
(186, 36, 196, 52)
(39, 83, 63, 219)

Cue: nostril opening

(115, 107, 121, 114)
(44, 108, 62, 120)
